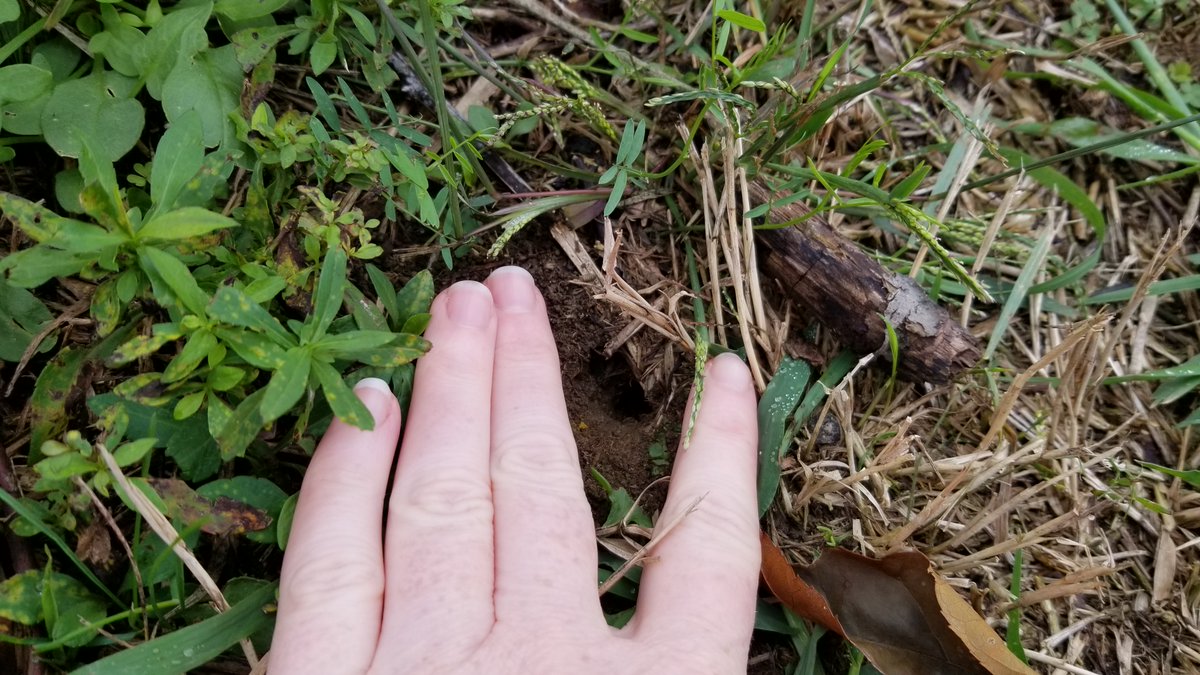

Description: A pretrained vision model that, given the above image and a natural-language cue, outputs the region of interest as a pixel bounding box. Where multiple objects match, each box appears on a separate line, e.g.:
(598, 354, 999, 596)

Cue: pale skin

(270, 266, 761, 674)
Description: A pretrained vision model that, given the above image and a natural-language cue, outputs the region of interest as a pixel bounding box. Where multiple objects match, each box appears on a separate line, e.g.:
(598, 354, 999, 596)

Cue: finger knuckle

(280, 552, 383, 613)
(491, 429, 579, 490)
(394, 473, 493, 526)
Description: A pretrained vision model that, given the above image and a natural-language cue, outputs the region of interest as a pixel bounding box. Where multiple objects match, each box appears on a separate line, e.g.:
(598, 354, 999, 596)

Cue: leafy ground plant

(1, 0, 1199, 673)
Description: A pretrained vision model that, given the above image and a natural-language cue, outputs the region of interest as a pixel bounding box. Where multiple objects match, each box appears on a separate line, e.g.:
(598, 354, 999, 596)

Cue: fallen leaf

(147, 478, 270, 536)
(761, 534, 1035, 675)
(75, 519, 113, 569)
(759, 532, 843, 636)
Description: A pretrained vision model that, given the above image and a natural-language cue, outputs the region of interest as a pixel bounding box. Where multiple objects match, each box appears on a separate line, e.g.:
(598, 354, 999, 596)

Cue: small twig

(72, 476, 149, 641)
(5, 294, 90, 397)
(94, 444, 259, 669)
(597, 494, 705, 596)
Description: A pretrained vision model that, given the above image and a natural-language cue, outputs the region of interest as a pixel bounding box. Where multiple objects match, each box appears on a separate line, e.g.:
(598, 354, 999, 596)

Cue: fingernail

(354, 377, 395, 425)
(708, 352, 752, 392)
(487, 266, 537, 312)
(445, 280, 494, 328)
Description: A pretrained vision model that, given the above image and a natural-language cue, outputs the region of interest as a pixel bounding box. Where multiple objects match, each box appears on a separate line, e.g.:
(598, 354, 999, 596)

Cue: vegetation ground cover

(0, 0, 1198, 673)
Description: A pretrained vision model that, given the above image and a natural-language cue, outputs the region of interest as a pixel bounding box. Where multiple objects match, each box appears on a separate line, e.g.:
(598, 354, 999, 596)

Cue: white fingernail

(354, 377, 392, 395)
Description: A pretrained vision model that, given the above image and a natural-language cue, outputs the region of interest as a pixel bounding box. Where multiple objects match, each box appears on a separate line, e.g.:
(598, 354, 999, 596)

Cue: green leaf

(162, 330, 218, 383)
(216, 328, 287, 369)
(138, 246, 211, 316)
(309, 34, 337, 76)
(89, 5, 147, 78)
(142, 2, 212, 99)
(173, 391, 205, 420)
(276, 492, 298, 550)
(109, 324, 184, 367)
(312, 330, 398, 358)
(162, 45, 241, 148)
(0, 277, 52, 361)
(30, 348, 87, 452)
(41, 71, 145, 161)
(113, 437, 157, 467)
(209, 286, 293, 346)
(167, 412, 220, 480)
(392, 269, 434, 329)
(43, 570, 107, 648)
(312, 360, 374, 430)
(0, 191, 91, 242)
(604, 169, 627, 216)
(0, 0, 18, 23)
(367, 264, 400, 322)
(791, 351, 856, 432)
(138, 206, 238, 241)
(400, 313, 430, 336)
(0, 570, 43, 624)
(1141, 462, 1200, 489)
(756, 358, 812, 517)
(214, 0, 289, 21)
(345, 284, 389, 331)
(353, 335, 431, 367)
(197, 476, 287, 544)
(34, 452, 96, 482)
(213, 389, 266, 461)
(304, 247, 347, 344)
(259, 348, 312, 423)
(1, 247, 96, 287)
(343, 5, 377, 43)
(231, 24, 300, 68)
(0, 64, 53, 103)
(150, 111, 206, 215)
(717, 8, 766, 32)
(242, 275, 287, 304)
(71, 582, 276, 675)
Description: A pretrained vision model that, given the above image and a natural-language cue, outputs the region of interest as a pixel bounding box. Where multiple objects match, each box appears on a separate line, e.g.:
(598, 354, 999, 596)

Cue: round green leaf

(41, 73, 145, 161)
(0, 0, 18, 23)
(0, 64, 53, 103)
(162, 46, 241, 148)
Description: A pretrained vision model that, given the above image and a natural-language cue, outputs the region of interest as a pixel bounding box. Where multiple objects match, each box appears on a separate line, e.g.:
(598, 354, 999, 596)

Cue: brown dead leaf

(147, 478, 270, 536)
(761, 535, 1034, 675)
(75, 519, 113, 569)
(759, 532, 844, 636)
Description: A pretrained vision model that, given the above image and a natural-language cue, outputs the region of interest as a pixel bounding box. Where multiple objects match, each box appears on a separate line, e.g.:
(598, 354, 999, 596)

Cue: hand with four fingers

(270, 266, 761, 674)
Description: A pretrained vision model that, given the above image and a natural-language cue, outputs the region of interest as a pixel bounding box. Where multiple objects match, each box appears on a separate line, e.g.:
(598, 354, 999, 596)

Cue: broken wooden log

(750, 182, 981, 384)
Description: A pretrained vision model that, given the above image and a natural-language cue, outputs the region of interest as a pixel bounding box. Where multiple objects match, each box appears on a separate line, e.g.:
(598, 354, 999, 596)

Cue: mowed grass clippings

(0, 0, 1198, 673)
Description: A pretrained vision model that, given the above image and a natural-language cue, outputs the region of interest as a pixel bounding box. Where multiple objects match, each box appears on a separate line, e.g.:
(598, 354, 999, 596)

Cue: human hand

(269, 266, 761, 674)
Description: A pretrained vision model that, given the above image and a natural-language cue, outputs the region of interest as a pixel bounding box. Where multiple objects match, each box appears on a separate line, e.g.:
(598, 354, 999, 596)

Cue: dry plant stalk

(95, 443, 260, 669)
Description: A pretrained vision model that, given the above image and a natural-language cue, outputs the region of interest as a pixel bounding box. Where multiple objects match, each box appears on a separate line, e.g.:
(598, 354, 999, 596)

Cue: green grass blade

(71, 582, 276, 675)
(756, 358, 812, 516)
(983, 214, 1057, 360)
(1006, 549, 1028, 663)
(1084, 274, 1200, 304)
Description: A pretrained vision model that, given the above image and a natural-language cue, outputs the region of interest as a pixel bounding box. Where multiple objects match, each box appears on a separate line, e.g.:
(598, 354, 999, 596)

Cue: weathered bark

(751, 182, 981, 384)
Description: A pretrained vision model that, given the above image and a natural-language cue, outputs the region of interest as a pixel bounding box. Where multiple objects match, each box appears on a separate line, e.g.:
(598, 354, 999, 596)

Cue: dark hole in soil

(588, 352, 653, 419)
